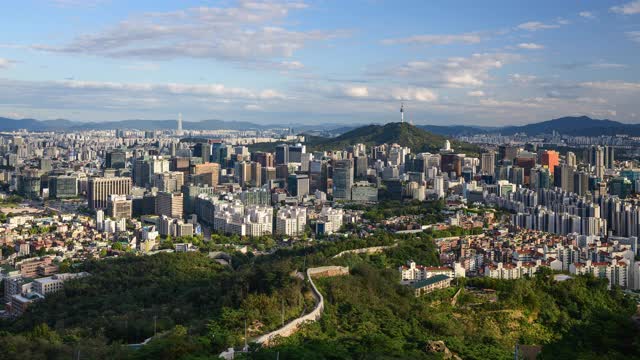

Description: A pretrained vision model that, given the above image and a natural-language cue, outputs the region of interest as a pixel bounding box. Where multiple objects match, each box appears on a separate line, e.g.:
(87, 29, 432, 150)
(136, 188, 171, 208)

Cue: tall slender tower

(400, 102, 404, 123)
(177, 113, 183, 135)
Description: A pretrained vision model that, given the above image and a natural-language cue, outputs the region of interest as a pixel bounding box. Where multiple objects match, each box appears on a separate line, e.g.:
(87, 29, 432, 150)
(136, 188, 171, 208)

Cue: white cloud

(337, 85, 437, 102)
(382, 32, 484, 46)
(244, 104, 263, 111)
(479, 98, 543, 108)
(627, 31, 640, 43)
(391, 53, 518, 88)
(579, 11, 596, 19)
(611, 1, 640, 14)
(279, 61, 304, 70)
(589, 62, 627, 69)
(122, 62, 160, 71)
(517, 42, 544, 50)
(581, 81, 640, 91)
(509, 73, 537, 84)
(58, 79, 285, 99)
(344, 86, 369, 98)
(467, 90, 485, 97)
(517, 21, 560, 31)
(0, 58, 11, 69)
(33, 1, 342, 62)
(390, 87, 438, 102)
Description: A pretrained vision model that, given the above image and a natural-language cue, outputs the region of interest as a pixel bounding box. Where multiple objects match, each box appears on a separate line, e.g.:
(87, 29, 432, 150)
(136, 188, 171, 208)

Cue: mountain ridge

(0, 115, 638, 137)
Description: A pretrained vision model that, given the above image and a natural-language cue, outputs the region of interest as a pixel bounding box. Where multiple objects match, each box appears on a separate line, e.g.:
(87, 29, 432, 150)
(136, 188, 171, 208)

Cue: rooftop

(410, 274, 451, 289)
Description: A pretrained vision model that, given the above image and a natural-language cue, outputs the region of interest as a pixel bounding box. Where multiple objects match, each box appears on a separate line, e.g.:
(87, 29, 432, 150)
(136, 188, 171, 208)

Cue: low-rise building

(411, 274, 452, 297)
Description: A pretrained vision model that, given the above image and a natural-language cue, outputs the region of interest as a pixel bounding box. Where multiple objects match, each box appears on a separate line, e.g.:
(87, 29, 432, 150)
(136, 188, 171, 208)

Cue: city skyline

(1, 0, 640, 125)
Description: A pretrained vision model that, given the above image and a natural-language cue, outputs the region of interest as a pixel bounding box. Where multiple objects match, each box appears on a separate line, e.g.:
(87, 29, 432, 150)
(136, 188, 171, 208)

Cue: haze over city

(1, 0, 640, 125)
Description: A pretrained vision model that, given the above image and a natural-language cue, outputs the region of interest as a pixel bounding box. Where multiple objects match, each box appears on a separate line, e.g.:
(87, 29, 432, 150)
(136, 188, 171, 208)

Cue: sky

(0, 0, 639, 126)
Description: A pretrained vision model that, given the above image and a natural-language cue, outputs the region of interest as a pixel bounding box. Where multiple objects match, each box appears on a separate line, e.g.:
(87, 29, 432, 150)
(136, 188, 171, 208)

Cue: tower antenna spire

(400, 102, 404, 123)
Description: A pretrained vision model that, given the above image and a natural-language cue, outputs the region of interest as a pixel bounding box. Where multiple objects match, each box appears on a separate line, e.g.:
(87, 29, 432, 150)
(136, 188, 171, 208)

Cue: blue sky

(0, 0, 639, 126)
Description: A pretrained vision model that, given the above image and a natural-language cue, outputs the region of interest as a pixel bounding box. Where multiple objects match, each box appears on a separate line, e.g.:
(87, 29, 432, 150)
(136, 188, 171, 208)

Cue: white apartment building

(570, 259, 629, 289)
(159, 216, 194, 237)
(213, 202, 273, 237)
(276, 206, 307, 237)
(32, 272, 89, 297)
(399, 260, 465, 284)
(484, 260, 545, 280)
(318, 207, 344, 235)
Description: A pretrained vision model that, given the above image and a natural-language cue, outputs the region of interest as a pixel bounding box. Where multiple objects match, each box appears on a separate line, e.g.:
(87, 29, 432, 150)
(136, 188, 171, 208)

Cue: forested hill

(305, 122, 482, 155)
(0, 233, 638, 359)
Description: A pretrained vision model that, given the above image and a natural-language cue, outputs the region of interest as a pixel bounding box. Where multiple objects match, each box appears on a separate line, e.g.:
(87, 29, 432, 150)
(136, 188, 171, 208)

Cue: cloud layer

(34, 1, 340, 62)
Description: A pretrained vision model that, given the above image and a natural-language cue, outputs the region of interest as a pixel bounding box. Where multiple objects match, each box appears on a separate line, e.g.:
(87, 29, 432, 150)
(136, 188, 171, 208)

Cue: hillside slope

(306, 122, 481, 155)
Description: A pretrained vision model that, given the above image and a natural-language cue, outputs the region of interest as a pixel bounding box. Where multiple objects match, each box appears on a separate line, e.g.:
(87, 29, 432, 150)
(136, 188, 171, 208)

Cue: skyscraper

(566, 152, 577, 168)
(275, 144, 289, 165)
(177, 113, 183, 136)
(541, 150, 559, 175)
(105, 150, 126, 169)
(590, 146, 605, 179)
(88, 177, 131, 210)
(605, 146, 615, 169)
(481, 151, 496, 176)
(156, 192, 184, 219)
(333, 159, 354, 200)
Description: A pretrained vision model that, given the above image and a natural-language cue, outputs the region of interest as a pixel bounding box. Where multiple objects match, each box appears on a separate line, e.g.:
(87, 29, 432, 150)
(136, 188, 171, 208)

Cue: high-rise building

(39, 158, 52, 173)
(354, 156, 368, 179)
(252, 152, 274, 168)
(275, 144, 289, 165)
(275, 206, 307, 236)
(605, 146, 615, 169)
(88, 177, 131, 210)
(481, 151, 495, 176)
(566, 152, 577, 168)
(177, 113, 183, 136)
(440, 153, 464, 177)
(236, 161, 252, 187)
(288, 144, 305, 163)
(17, 175, 41, 199)
(191, 162, 219, 187)
(107, 194, 132, 219)
(498, 145, 520, 163)
(149, 156, 170, 180)
(610, 177, 632, 199)
(333, 159, 354, 201)
(49, 175, 78, 199)
(288, 174, 310, 201)
(589, 146, 605, 179)
(250, 162, 262, 187)
(133, 158, 151, 187)
(156, 192, 184, 219)
(553, 164, 575, 193)
(154, 171, 184, 192)
(105, 150, 126, 169)
(194, 142, 212, 163)
(541, 150, 559, 175)
(573, 171, 589, 196)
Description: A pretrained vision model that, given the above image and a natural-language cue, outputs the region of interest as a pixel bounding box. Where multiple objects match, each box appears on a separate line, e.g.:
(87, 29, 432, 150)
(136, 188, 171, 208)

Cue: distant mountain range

(0, 117, 272, 132)
(0, 117, 352, 133)
(0, 115, 638, 137)
(417, 116, 640, 137)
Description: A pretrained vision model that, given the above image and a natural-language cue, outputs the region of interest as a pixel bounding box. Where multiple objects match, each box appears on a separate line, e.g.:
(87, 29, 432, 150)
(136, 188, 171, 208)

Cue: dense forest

(249, 265, 640, 360)
(1, 232, 639, 359)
